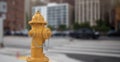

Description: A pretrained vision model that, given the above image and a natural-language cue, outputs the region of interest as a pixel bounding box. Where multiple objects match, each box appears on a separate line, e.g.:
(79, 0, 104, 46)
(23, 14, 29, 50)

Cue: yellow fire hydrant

(27, 11, 51, 62)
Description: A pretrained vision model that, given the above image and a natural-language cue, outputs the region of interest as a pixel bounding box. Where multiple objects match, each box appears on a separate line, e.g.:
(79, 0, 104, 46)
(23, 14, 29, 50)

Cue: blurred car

(13, 31, 22, 36)
(52, 30, 71, 37)
(107, 30, 120, 37)
(14, 29, 28, 36)
(21, 29, 29, 36)
(69, 28, 100, 39)
(4, 30, 11, 35)
(52, 31, 66, 37)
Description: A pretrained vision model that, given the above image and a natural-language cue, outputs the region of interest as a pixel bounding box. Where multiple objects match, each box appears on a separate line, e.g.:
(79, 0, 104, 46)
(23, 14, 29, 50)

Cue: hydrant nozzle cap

(29, 11, 47, 25)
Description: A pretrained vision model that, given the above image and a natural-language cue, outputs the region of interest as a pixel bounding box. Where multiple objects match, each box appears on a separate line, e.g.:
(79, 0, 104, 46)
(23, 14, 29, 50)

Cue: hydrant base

(27, 56, 49, 62)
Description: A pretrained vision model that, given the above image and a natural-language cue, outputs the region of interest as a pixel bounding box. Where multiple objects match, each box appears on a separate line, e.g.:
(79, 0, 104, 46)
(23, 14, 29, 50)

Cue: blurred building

(32, 3, 73, 29)
(113, 1, 120, 31)
(49, 0, 74, 6)
(4, 0, 31, 32)
(41, 0, 75, 6)
(47, 3, 73, 28)
(114, 6, 120, 30)
(100, 0, 112, 21)
(100, 0, 120, 30)
(75, 0, 100, 26)
(0, 0, 7, 17)
(111, 0, 120, 31)
(100, 0, 116, 29)
(32, 0, 47, 6)
(48, 0, 75, 25)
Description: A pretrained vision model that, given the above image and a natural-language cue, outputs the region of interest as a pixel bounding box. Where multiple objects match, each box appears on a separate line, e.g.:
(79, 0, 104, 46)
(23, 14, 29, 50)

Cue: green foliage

(96, 19, 109, 27)
(100, 25, 110, 32)
(73, 22, 91, 30)
(92, 25, 110, 32)
(73, 20, 110, 32)
(96, 19, 104, 27)
(48, 25, 54, 30)
(58, 24, 67, 31)
(26, 14, 31, 30)
(92, 19, 110, 32)
(79, 22, 90, 28)
(73, 23, 80, 30)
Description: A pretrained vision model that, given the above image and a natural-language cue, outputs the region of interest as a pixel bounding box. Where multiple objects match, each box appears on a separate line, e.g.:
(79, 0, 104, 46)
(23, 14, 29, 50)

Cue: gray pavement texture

(0, 36, 120, 62)
(0, 36, 82, 62)
(0, 54, 25, 62)
(66, 54, 120, 62)
(3, 36, 70, 48)
(48, 39, 120, 57)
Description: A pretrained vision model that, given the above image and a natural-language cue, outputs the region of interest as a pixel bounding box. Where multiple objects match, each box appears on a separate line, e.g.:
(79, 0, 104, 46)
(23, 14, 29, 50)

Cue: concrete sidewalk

(0, 36, 82, 62)
(0, 47, 81, 62)
(0, 54, 25, 62)
(0, 54, 81, 62)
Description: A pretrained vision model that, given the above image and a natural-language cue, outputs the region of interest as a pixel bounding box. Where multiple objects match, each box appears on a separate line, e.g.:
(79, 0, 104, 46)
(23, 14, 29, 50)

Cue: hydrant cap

(29, 11, 47, 25)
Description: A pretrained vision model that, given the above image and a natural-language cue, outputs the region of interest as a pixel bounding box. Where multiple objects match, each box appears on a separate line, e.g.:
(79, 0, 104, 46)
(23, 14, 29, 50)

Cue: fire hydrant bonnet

(29, 11, 47, 25)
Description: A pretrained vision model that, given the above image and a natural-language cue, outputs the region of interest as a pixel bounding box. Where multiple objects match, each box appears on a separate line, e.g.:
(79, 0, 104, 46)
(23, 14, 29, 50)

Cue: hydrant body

(27, 11, 51, 62)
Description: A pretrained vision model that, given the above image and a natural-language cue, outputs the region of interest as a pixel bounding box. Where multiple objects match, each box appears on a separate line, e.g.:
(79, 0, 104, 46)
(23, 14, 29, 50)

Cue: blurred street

(0, 36, 120, 62)
(1, 0, 120, 62)
(48, 37, 120, 62)
(0, 36, 81, 62)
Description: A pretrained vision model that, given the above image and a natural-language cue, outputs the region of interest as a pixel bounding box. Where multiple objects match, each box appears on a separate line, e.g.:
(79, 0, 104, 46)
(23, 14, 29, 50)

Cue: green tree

(100, 25, 110, 32)
(73, 23, 80, 30)
(96, 19, 109, 27)
(73, 22, 91, 30)
(96, 19, 103, 27)
(26, 14, 31, 30)
(48, 25, 54, 30)
(58, 24, 67, 31)
(79, 22, 90, 28)
(92, 19, 110, 32)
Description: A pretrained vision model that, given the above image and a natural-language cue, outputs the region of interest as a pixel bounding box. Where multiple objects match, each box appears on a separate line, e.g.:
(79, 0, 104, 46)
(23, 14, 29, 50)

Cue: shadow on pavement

(66, 53, 120, 62)
(73, 36, 120, 41)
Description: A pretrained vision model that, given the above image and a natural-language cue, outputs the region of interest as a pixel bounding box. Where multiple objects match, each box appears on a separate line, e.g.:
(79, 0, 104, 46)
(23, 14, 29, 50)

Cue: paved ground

(48, 37, 120, 62)
(49, 37, 120, 57)
(0, 54, 25, 62)
(0, 36, 81, 62)
(3, 36, 70, 48)
(0, 36, 120, 62)
(66, 54, 120, 62)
